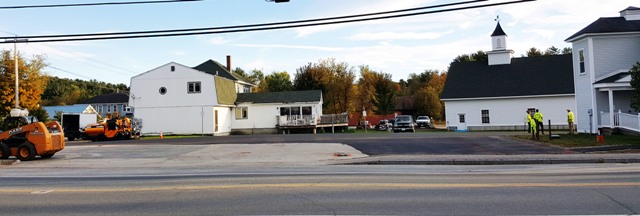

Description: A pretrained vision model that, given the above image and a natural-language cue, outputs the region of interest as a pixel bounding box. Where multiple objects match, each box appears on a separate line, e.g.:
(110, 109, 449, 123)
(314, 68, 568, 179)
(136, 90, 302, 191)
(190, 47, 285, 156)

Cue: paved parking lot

(68, 131, 565, 155)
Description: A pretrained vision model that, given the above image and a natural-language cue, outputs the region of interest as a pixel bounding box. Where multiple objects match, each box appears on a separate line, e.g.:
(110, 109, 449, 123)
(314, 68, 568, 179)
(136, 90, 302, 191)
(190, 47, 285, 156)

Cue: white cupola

(620, 6, 640, 21)
(487, 18, 513, 66)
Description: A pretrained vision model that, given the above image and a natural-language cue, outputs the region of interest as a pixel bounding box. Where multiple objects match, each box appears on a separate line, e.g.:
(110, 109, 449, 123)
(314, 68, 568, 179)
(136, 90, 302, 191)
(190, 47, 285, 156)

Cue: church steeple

(487, 16, 513, 65)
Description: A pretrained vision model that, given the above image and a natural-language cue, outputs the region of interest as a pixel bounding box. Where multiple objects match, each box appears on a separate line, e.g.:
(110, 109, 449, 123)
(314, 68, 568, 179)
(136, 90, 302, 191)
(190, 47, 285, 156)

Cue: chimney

(226, 55, 232, 71)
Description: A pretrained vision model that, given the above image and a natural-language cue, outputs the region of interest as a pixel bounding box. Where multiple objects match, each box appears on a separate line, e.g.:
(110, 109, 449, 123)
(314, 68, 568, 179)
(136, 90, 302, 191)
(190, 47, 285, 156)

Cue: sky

(0, 0, 638, 85)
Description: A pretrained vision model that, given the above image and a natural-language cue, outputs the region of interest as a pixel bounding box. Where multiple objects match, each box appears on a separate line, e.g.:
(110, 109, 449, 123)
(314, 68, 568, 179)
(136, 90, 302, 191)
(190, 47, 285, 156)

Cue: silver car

(393, 115, 415, 133)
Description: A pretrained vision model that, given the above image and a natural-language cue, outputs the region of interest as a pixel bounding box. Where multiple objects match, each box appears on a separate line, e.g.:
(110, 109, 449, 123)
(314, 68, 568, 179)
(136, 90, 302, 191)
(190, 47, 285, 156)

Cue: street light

(4, 37, 28, 109)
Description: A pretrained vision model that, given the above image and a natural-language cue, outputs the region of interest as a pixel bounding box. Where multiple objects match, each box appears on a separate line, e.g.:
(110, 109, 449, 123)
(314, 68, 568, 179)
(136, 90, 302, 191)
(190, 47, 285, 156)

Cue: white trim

(594, 69, 631, 83)
(441, 94, 574, 101)
(588, 37, 598, 134)
(566, 31, 640, 42)
(594, 82, 632, 89)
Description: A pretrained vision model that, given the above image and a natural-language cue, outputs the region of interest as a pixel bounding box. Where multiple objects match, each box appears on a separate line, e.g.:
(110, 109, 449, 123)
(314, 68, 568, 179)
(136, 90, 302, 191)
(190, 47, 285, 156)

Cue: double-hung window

(481, 110, 490, 124)
(188, 81, 201, 94)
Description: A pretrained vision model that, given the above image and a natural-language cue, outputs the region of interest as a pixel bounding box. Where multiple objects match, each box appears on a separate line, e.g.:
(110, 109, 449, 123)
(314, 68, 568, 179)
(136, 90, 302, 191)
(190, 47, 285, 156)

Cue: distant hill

(41, 76, 129, 106)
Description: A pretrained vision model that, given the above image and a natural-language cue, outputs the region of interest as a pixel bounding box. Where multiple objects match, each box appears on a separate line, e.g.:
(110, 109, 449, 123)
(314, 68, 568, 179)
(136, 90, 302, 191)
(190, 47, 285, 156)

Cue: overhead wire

(0, 0, 535, 43)
(0, 0, 203, 10)
(2, 0, 487, 40)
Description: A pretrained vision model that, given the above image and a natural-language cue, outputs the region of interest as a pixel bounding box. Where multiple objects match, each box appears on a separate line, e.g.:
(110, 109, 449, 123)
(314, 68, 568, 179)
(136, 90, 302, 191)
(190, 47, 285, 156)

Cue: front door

(214, 110, 219, 132)
(458, 113, 467, 131)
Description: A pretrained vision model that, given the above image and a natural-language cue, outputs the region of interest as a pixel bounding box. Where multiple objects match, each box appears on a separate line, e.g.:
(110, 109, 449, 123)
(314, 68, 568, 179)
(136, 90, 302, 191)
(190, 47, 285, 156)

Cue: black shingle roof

(82, 93, 129, 104)
(491, 22, 507, 36)
(236, 90, 322, 104)
(441, 54, 574, 100)
(595, 72, 630, 84)
(192, 59, 249, 83)
(565, 17, 640, 41)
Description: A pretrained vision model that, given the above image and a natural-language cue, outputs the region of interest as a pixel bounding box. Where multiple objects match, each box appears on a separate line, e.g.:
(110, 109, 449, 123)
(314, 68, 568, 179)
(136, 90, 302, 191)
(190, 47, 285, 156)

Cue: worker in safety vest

(526, 110, 532, 133)
(567, 109, 575, 134)
(529, 114, 538, 140)
(534, 109, 544, 134)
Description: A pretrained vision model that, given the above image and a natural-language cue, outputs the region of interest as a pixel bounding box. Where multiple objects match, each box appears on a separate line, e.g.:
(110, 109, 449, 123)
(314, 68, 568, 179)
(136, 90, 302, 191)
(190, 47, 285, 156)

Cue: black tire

(17, 142, 36, 161)
(41, 153, 55, 159)
(0, 143, 10, 159)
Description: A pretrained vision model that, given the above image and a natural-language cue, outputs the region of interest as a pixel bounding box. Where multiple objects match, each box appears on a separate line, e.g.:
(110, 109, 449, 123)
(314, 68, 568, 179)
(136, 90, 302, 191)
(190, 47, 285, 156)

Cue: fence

(600, 111, 640, 133)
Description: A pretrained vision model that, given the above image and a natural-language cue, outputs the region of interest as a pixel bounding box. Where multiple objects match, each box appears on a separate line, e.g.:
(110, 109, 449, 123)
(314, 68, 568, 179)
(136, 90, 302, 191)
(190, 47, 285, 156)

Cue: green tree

(452, 51, 487, 63)
(0, 50, 49, 117)
(371, 73, 397, 116)
(41, 77, 129, 106)
(562, 47, 573, 55)
(525, 47, 543, 57)
(630, 62, 640, 112)
(265, 71, 293, 92)
(544, 46, 561, 56)
(29, 106, 50, 123)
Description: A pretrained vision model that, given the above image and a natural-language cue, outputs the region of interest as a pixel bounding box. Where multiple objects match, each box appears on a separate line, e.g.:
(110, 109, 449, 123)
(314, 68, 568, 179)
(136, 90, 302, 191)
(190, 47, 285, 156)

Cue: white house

(129, 57, 326, 135)
(441, 21, 576, 131)
(82, 93, 129, 117)
(565, 6, 640, 134)
(129, 59, 246, 136)
(233, 90, 323, 134)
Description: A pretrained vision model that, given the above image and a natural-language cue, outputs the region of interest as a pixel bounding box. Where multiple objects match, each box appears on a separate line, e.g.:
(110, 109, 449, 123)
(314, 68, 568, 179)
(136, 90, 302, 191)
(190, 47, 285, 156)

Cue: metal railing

(277, 115, 317, 126)
(319, 113, 349, 125)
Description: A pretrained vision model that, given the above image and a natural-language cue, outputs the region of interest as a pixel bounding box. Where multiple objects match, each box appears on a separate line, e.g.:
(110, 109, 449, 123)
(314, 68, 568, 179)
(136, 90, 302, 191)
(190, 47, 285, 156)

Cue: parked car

(415, 116, 433, 128)
(393, 115, 415, 133)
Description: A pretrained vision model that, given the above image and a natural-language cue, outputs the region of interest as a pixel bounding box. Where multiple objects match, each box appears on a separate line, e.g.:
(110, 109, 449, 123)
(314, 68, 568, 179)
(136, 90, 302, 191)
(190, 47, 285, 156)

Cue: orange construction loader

(83, 112, 140, 141)
(0, 109, 65, 161)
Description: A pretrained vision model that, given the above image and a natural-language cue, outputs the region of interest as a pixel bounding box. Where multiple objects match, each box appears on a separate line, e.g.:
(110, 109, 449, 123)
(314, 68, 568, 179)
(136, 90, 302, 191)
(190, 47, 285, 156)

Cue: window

(302, 106, 312, 115)
(291, 107, 301, 116)
(579, 49, 585, 74)
(280, 107, 290, 116)
(107, 104, 112, 113)
(458, 114, 465, 123)
(188, 82, 201, 94)
(496, 38, 502, 49)
(243, 85, 252, 93)
(159, 87, 167, 95)
(170, 66, 175, 72)
(235, 107, 248, 119)
(481, 110, 490, 124)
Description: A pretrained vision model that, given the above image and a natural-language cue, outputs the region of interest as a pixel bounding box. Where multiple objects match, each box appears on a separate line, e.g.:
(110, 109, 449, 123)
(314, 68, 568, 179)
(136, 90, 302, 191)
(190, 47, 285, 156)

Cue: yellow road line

(2, 182, 640, 193)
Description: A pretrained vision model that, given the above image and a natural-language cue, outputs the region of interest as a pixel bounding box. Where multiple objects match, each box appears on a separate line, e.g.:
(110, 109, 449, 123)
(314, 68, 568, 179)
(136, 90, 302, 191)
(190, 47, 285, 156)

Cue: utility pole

(6, 37, 28, 109)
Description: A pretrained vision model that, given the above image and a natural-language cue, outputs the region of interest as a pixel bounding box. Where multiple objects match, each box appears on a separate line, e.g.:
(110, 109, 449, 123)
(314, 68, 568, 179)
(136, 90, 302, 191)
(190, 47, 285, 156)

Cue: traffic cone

(160, 131, 163, 139)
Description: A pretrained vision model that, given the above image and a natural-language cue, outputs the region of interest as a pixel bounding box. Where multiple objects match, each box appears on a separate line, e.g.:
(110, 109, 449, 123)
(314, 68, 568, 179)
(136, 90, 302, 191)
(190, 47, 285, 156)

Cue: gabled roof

(565, 17, 640, 42)
(192, 60, 251, 84)
(81, 93, 129, 104)
(595, 72, 630, 84)
(236, 90, 322, 104)
(491, 22, 507, 36)
(42, 104, 96, 118)
(441, 54, 574, 100)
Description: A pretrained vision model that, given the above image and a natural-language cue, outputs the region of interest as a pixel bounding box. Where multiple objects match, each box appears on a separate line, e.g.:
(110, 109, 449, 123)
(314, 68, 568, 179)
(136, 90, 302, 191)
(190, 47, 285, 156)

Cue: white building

(441, 21, 576, 131)
(129, 57, 326, 135)
(565, 6, 640, 134)
(233, 90, 323, 134)
(129, 58, 247, 136)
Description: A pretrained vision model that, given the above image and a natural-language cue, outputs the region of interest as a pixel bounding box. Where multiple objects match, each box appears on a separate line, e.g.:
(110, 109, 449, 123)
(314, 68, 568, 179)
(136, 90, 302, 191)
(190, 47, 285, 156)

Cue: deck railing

(277, 115, 317, 126)
(600, 111, 640, 133)
(319, 113, 349, 125)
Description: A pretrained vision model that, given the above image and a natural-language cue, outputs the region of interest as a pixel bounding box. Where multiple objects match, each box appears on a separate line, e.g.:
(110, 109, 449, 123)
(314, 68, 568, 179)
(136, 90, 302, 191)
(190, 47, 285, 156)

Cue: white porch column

(608, 89, 614, 127)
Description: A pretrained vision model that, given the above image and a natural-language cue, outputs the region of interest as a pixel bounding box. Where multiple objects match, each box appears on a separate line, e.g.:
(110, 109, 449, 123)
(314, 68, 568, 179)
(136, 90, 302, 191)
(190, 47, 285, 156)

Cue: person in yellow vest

(567, 109, 575, 134)
(526, 110, 532, 133)
(529, 113, 538, 140)
(534, 109, 544, 134)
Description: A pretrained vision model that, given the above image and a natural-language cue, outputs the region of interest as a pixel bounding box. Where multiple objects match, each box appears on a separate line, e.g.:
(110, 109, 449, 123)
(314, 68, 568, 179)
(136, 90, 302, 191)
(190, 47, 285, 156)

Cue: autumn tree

(249, 69, 267, 92)
(352, 65, 378, 122)
(264, 71, 293, 92)
(293, 58, 355, 114)
(0, 50, 48, 117)
(630, 62, 640, 112)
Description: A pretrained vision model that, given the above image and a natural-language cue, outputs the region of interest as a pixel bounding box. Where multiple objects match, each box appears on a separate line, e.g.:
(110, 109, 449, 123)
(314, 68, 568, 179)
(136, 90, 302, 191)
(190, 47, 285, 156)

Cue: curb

(335, 154, 640, 165)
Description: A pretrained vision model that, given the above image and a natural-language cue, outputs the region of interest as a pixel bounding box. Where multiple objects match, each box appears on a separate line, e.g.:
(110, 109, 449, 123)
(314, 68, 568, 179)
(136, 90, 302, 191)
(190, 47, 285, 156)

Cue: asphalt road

(1, 165, 639, 215)
(71, 131, 564, 155)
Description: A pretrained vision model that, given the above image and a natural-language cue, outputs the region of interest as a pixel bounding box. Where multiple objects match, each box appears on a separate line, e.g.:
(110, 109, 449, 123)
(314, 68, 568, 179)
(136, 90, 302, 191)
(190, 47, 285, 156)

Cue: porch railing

(277, 115, 317, 126)
(319, 113, 349, 125)
(600, 111, 640, 133)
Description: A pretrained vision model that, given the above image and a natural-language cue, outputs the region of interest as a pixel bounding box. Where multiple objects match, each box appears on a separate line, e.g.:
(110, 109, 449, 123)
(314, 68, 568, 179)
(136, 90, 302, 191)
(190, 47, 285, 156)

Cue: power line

(0, 0, 202, 9)
(0, 0, 536, 43)
(3, 0, 487, 40)
(47, 66, 94, 80)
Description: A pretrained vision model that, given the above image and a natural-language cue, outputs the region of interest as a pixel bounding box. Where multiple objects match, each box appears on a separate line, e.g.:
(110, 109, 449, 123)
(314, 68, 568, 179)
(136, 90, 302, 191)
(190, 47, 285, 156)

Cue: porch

(599, 111, 640, 134)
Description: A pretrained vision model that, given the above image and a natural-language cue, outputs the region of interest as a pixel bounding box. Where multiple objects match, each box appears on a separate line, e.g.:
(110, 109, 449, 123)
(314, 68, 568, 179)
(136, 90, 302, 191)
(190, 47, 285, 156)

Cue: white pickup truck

(415, 116, 433, 128)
